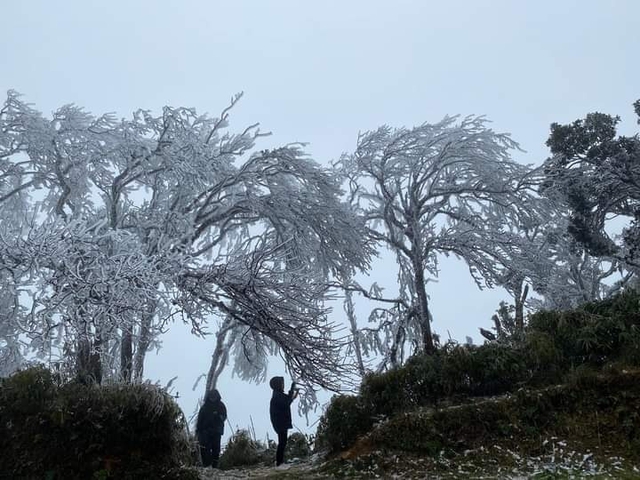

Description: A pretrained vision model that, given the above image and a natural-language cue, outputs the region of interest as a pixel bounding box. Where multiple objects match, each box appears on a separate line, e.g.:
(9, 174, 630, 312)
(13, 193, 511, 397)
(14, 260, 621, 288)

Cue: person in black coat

(269, 376, 299, 466)
(196, 388, 227, 468)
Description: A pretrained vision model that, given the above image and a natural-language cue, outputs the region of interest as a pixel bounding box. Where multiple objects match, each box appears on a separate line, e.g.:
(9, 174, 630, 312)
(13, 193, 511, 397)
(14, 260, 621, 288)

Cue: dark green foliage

(0, 367, 192, 479)
(442, 342, 532, 397)
(360, 366, 416, 416)
(542, 101, 640, 268)
(482, 301, 520, 344)
(286, 431, 312, 459)
(218, 429, 273, 470)
(317, 290, 640, 453)
(0, 365, 56, 415)
(523, 330, 564, 382)
(218, 430, 311, 469)
(357, 341, 555, 420)
(315, 395, 373, 453)
(317, 342, 558, 453)
(371, 369, 640, 461)
(528, 289, 640, 366)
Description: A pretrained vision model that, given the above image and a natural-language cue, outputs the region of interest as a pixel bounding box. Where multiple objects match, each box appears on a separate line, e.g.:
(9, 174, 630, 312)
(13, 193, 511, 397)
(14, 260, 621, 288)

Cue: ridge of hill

(320, 368, 640, 478)
(194, 369, 640, 479)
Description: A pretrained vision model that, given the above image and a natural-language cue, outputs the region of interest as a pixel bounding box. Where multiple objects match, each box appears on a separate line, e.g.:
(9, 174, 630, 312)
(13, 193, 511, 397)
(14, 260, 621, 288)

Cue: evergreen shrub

(317, 290, 640, 453)
(528, 289, 640, 366)
(0, 367, 192, 479)
(287, 431, 312, 459)
(218, 429, 275, 470)
(315, 395, 373, 453)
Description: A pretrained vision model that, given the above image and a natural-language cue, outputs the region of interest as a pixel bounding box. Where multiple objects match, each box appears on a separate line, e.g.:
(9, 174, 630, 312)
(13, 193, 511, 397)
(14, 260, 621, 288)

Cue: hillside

(3, 292, 640, 479)
(305, 291, 640, 478)
(323, 369, 640, 478)
(187, 369, 640, 479)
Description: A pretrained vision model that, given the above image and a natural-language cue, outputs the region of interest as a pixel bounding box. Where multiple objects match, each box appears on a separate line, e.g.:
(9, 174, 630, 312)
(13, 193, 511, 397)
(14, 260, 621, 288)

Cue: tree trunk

(120, 329, 133, 382)
(91, 331, 103, 384)
(205, 315, 237, 393)
(514, 282, 529, 335)
(133, 300, 157, 382)
(345, 290, 366, 376)
(413, 256, 435, 354)
(77, 333, 102, 385)
(389, 323, 406, 368)
(76, 336, 91, 383)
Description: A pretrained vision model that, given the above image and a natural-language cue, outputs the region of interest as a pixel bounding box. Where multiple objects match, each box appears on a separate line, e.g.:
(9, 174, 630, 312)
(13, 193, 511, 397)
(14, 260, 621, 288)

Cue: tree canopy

(1, 90, 637, 409)
(339, 115, 542, 359)
(0, 91, 373, 395)
(542, 101, 640, 273)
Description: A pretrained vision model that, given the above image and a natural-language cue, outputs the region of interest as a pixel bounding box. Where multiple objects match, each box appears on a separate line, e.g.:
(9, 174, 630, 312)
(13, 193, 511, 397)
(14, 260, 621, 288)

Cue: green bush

(466, 343, 533, 395)
(327, 344, 539, 452)
(218, 430, 311, 468)
(315, 395, 373, 453)
(0, 366, 192, 479)
(359, 367, 415, 416)
(528, 289, 640, 366)
(287, 431, 312, 459)
(219, 429, 271, 470)
(358, 342, 543, 419)
(317, 290, 640, 453)
(370, 369, 640, 460)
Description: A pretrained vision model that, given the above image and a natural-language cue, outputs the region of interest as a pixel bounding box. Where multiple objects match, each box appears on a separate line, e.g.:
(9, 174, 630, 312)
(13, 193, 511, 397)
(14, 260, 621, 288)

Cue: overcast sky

(2, 0, 639, 444)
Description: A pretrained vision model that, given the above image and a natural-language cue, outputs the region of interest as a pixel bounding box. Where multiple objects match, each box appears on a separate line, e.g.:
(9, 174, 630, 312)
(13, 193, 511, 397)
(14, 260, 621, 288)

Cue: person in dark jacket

(269, 376, 299, 467)
(196, 388, 227, 468)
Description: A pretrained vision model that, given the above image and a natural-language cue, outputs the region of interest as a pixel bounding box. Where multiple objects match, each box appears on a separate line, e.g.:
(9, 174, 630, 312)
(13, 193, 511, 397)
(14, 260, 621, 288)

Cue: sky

(2, 0, 639, 445)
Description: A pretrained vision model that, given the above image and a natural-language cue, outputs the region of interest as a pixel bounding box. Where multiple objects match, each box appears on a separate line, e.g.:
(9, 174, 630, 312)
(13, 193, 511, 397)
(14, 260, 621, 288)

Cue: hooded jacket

(196, 389, 227, 441)
(269, 376, 294, 432)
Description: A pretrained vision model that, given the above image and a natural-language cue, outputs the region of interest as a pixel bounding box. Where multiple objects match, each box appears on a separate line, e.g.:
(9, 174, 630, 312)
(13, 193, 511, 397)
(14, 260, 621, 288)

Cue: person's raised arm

(288, 381, 300, 400)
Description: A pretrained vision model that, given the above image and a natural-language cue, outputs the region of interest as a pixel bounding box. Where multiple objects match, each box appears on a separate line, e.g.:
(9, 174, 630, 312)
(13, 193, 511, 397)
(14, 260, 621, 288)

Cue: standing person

(269, 376, 299, 467)
(196, 388, 227, 468)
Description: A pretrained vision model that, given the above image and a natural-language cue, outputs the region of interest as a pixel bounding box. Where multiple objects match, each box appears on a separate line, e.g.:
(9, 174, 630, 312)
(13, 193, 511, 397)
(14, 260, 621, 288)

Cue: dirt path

(197, 461, 330, 479)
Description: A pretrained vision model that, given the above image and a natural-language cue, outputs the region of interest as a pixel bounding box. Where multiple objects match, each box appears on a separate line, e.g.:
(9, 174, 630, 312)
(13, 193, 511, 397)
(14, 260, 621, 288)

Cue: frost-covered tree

(475, 198, 613, 328)
(0, 217, 178, 383)
(0, 91, 373, 396)
(480, 211, 626, 343)
(533, 218, 627, 310)
(340, 115, 541, 356)
(479, 195, 630, 344)
(335, 279, 409, 373)
(541, 101, 640, 274)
